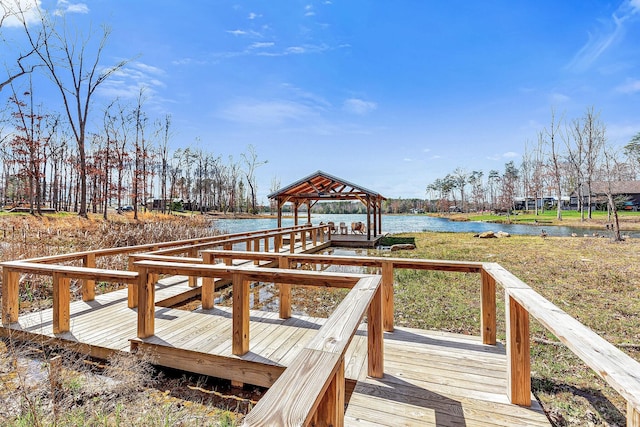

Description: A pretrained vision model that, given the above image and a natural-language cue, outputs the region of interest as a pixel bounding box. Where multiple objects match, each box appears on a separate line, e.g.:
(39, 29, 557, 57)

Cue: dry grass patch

(388, 232, 640, 426)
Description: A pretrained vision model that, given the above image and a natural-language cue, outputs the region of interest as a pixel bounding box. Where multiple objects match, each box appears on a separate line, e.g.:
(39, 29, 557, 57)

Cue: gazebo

(268, 170, 386, 240)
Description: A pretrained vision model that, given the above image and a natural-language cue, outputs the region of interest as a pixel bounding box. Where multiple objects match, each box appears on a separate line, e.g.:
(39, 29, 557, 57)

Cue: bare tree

(566, 118, 586, 220)
(0, 1, 41, 92)
(602, 145, 623, 241)
(21, 8, 128, 217)
(582, 107, 605, 219)
(624, 131, 640, 177)
(158, 114, 172, 213)
(545, 110, 564, 220)
(451, 167, 468, 212)
(242, 144, 267, 214)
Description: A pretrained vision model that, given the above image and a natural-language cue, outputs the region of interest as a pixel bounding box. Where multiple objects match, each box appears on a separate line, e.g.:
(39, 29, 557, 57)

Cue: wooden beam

(128, 257, 139, 309)
(505, 293, 531, 406)
(52, 272, 70, 334)
(368, 282, 384, 378)
(201, 252, 215, 310)
(628, 401, 640, 427)
(278, 257, 291, 319)
(381, 261, 394, 332)
(1, 268, 19, 325)
(137, 267, 154, 339)
(481, 268, 497, 345)
(232, 273, 250, 355)
(312, 356, 345, 427)
(81, 253, 96, 301)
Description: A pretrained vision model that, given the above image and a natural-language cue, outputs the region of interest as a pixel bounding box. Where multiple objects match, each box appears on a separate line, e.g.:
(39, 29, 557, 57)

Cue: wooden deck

(330, 232, 385, 248)
(1, 279, 550, 426)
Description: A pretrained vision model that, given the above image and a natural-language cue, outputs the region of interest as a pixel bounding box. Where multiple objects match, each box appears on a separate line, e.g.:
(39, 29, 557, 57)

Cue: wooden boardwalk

(1, 278, 550, 426)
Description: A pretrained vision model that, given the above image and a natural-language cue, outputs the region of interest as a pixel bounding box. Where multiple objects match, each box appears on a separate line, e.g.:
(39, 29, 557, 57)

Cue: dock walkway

(2, 278, 550, 426)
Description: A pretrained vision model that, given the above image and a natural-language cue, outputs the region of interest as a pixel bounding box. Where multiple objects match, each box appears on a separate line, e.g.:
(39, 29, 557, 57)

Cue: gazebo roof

(267, 170, 385, 203)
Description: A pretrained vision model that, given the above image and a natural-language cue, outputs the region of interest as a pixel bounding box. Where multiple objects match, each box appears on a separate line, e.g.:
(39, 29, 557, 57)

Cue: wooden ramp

(1, 279, 550, 426)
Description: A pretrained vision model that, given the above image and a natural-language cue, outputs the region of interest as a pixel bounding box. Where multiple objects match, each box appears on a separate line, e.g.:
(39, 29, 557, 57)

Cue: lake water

(212, 214, 640, 238)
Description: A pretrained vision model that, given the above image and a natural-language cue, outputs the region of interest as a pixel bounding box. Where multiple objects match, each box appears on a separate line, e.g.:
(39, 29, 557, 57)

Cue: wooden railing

(210, 250, 640, 425)
(1, 224, 329, 311)
(1, 260, 138, 332)
(132, 260, 383, 426)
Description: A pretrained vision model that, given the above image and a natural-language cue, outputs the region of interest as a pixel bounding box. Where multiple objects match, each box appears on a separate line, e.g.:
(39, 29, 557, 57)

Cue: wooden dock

(330, 232, 385, 248)
(6, 225, 639, 425)
(2, 278, 550, 426)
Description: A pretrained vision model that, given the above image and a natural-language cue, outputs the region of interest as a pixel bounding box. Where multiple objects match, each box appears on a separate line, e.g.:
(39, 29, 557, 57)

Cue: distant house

(569, 180, 640, 210)
(513, 196, 570, 210)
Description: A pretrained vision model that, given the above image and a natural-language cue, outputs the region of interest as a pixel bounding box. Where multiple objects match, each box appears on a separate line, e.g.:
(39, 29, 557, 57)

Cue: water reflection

(212, 214, 640, 238)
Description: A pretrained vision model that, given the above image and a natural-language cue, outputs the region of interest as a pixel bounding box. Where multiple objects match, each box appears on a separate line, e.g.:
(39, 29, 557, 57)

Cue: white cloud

(423, 148, 431, 153)
(250, 42, 275, 49)
(549, 92, 570, 104)
(343, 98, 377, 115)
(248, 12, 261, 20)
(286, 46, 306, 54)
(404, 158, 413, 162)
(226, 29, 262, 37)
(218, 99, 318, 126)
(567, 0, 640, 71)
(503, 151, 519, 158)
(96, 61, 166, 100)
(54, 0, 88, 16)
(304, 4, 315, 16)
(1, 0, 41, 27)
(616, 78, 640, 93)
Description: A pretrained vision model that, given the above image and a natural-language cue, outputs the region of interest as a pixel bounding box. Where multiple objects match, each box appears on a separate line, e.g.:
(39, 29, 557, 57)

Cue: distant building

(569, 181, 640, 210)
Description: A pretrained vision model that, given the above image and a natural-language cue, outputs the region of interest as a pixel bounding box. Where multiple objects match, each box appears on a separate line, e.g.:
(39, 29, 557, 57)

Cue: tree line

(426, 108, 639, 240)
(0, 3, 267, 219)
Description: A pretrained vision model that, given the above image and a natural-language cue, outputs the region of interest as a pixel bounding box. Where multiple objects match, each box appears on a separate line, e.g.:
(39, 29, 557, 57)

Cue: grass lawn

(458, 208, 640, 230)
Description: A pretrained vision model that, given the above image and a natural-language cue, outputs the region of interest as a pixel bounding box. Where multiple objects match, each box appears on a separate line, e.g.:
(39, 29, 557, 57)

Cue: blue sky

(3, 1, 640, 203)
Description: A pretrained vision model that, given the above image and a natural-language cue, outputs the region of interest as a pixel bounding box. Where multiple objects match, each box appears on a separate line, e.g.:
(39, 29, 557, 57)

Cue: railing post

(290, 232, 295, 254)
(506, 293, 531, 406)
(127, 257, 139, 308)
(253, 239, 260, 265)
(52, 272, 70, 334)
(137, 266, 155, 338)
(368, 283, 384, 378)
(382, 261, 394, 332)
(263, 237, 269, 253)
(301, 229, 307, 250)
(223, 243, 232, 266)
(201, 252, 215, 310)
(481, 268, 497, 345)
(311, 228, 317, 246)
(279, 256, 291, 319)
(82, 253, 96, 301)
(188, 248, 198, 287)
(628, 402, 640, 427)
(312, 356, 345, 427)
(2, 268, 19, 325)
(232, 273, 250, 355)
(274, 234, 281, 253)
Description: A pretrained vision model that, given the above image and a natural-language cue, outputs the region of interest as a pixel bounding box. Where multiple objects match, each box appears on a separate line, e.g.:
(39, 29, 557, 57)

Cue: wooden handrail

(483, 262, 640, 419)
(1, 261, 138, 331)
(242, 275, 382, 426)
(17, 224, 323, 263)
(149, 225, 328, 256)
